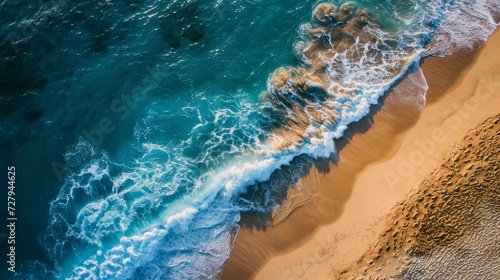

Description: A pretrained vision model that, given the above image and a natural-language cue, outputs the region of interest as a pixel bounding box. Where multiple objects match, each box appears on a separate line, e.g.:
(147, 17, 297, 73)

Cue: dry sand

(222, 30, 500, 280)
(338, 114, 500, 279)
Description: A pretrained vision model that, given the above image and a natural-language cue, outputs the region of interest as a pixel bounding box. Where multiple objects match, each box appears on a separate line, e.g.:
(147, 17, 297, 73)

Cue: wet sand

(222, 30, 500, 280)
(338, 114, 500, 279)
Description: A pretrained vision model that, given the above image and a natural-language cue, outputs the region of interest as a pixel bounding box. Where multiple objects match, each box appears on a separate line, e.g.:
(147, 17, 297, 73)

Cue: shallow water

(0, 0, 498, 279)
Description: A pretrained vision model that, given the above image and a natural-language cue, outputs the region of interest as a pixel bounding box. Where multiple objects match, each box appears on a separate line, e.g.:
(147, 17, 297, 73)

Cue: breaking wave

(34, 0, 499, 279)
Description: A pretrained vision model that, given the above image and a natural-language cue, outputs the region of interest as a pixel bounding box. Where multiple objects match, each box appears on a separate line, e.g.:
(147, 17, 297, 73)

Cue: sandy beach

(222, 30, 500, 280)
(337, 114, 499, 279)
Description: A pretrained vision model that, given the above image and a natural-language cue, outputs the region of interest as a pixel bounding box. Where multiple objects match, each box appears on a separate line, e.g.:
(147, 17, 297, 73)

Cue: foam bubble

(38, 1, 500, 279)
(426, 0, 500, 56)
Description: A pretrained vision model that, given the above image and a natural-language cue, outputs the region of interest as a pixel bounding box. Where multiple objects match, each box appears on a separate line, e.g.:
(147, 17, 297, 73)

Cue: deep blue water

(0, 0, 498, 279)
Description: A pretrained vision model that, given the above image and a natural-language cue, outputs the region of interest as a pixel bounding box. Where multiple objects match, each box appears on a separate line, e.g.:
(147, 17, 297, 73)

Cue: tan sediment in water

(263, 4, 411, 151)
(222, 31, 500, 280)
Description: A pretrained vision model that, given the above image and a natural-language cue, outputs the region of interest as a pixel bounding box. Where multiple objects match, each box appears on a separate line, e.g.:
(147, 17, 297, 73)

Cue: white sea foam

(426, 0, 500, 56)
(41, 0, 500, 279)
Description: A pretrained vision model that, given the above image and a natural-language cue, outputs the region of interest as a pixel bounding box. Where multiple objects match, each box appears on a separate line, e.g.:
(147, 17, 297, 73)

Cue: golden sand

(339, 115, 500, 279)
(222, 30, 500, 280)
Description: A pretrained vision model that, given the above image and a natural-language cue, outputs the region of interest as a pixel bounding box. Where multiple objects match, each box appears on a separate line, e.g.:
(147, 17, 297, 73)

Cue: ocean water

(0, 0, 498, 279)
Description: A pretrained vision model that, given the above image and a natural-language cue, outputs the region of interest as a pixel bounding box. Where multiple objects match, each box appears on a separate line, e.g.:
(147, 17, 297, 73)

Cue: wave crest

(262, 2, 419, 151)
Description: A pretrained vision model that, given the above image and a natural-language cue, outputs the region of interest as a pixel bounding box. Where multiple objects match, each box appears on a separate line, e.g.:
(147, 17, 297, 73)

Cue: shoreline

(222, 30, 500, 279)
(338, 113, 500, 279)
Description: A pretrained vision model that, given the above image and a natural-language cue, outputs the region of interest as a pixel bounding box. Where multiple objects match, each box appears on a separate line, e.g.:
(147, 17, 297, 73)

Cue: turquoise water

(0, 0, 498, 279)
